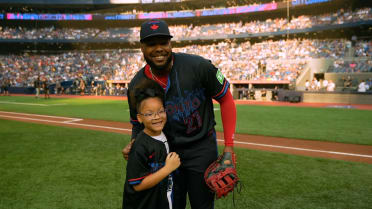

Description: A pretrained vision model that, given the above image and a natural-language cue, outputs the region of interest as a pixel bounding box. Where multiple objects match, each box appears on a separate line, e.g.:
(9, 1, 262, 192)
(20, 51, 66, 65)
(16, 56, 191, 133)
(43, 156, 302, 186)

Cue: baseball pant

(173, 167, 214, 209)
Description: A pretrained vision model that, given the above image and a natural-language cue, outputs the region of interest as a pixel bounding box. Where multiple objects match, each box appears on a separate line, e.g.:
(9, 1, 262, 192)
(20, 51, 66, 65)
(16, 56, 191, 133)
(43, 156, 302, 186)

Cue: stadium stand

(0, 8, 371, 41)
(0, 0, 371, 100)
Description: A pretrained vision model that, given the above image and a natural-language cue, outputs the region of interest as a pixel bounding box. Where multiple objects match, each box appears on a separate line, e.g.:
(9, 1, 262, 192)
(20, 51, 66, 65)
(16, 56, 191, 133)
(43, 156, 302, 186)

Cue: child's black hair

(130, 78, 165, 113)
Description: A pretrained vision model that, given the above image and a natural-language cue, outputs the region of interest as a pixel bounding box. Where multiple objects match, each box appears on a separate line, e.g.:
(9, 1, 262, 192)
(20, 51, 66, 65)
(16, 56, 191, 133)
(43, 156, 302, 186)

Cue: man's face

(141, 36, 172, 71)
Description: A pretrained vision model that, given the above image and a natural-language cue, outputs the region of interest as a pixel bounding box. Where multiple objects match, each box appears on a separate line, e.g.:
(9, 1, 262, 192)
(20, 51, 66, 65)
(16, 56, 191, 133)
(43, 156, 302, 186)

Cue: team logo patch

(150, 24, 159, 30)
(216, 69, 224, 85)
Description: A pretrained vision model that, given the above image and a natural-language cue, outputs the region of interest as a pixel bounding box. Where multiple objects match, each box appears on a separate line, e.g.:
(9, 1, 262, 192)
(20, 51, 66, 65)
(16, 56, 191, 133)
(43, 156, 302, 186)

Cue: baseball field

(0, 95, 371, 209)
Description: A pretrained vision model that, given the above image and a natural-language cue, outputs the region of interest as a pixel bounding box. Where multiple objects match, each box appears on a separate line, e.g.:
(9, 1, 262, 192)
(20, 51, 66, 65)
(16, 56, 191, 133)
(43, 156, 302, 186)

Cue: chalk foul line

(0, 101, 67, 106)
(217, 139, 372, 158)
(0, 114, 131, 132)
(0, 111, 371, 159)
(0, 111, 78, 120)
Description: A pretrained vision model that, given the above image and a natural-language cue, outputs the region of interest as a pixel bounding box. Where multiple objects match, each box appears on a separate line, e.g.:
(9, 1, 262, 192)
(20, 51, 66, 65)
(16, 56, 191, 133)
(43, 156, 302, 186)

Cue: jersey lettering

(165, 88, 205, 135)
(149, 162, 165, 173)
(165, 88, 205, 122)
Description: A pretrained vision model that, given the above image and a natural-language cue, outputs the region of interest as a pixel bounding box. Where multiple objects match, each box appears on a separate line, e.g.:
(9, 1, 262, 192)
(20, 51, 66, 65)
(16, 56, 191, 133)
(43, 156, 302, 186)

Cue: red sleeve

(216, 89, 236, 146)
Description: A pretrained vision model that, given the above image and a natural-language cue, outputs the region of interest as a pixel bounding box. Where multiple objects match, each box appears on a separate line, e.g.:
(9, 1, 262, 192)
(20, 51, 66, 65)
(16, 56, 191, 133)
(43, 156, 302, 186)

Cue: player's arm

(122, 123, 141, 160)
(215, 89, 236, 153)
(201, 58, 236, 152)
(133, 152, 180, 191)
(122, 121, 144, 159)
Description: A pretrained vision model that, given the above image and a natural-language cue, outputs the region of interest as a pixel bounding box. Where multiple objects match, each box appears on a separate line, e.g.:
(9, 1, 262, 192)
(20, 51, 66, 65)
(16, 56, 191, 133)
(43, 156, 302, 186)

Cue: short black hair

(130, 78, 165, 113)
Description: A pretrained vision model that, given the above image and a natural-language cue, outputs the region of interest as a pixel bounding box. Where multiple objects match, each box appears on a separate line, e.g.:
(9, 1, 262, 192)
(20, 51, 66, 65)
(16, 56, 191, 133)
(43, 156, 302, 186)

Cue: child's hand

(165, 152, 181, 172)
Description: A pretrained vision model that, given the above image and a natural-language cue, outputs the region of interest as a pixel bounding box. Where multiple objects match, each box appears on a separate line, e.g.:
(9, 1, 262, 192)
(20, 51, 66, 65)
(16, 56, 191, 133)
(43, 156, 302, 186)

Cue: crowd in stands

(328, 59, 372, 73)
(168, 8, 372, 40)
(1, 38, 370, 95)
(0, 27, 132, 40)
(0, 8, 371, 41)
(0, 49, 141, 92)
(303, 75, 372, 92)
(173, 38, 361, 81)
(354, 41, 372, 57)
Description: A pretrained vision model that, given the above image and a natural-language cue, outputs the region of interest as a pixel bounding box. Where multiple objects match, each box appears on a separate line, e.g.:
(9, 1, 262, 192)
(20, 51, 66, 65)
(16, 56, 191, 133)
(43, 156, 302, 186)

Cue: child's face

(137, 97, 167, 136)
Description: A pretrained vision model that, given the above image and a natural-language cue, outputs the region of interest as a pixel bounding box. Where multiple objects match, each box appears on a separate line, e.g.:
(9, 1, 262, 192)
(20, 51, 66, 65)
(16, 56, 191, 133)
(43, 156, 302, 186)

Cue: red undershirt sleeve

(216, 89, 236, 147)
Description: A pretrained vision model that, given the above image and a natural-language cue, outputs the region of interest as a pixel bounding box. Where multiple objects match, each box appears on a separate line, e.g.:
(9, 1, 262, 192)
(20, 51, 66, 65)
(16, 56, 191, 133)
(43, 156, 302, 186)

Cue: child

(123, 79, 180, 209)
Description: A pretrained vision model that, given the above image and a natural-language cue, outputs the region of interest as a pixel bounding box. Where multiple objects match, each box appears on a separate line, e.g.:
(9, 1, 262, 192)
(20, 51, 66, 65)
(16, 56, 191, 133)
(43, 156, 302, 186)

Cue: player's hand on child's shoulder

(122, 139, 135, 160)
(165, 152, 181, 171)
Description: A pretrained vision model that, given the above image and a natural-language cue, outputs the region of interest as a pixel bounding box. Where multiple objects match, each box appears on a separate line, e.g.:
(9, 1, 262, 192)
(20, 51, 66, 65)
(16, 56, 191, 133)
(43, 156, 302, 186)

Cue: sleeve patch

(216, 69, 224, 85)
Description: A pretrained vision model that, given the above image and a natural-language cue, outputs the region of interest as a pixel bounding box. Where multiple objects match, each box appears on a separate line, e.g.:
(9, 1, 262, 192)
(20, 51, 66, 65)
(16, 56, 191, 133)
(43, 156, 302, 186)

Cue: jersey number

(184, 111, 202, 134)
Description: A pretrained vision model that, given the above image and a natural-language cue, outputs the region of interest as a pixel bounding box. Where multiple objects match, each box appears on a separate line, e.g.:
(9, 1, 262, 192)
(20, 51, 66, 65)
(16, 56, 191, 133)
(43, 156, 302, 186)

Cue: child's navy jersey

(123, 131, 173, 209)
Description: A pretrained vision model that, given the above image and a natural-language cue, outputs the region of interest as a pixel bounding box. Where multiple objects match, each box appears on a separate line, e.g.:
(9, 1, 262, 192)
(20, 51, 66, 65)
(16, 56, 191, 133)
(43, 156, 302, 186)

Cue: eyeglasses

(139, 109, 166, 119)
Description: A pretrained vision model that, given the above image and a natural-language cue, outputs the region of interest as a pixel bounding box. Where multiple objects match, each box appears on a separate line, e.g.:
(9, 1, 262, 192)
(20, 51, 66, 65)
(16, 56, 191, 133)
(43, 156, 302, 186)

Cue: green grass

(1, 96, 372, 145)
(1, 119, 371, 209)
(0, 96, 129, 122)
(0, 119, 128, 209)
(216, 105, 372, 145)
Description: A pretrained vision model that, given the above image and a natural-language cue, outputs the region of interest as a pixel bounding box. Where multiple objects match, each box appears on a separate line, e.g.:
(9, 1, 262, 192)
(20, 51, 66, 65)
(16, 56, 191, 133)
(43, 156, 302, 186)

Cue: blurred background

(0, 0, 371, 103)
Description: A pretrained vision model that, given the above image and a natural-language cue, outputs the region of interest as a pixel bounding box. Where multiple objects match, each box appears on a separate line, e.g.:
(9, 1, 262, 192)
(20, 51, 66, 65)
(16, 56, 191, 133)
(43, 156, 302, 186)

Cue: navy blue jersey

(129, 52, 229, 144)
(128, 52, 229, 171)
(123, 131, 171, 209)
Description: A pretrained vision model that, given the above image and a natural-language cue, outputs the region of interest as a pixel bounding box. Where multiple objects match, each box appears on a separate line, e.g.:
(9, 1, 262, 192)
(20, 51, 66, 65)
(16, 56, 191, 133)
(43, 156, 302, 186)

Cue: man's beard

(144, 54, 172, 73)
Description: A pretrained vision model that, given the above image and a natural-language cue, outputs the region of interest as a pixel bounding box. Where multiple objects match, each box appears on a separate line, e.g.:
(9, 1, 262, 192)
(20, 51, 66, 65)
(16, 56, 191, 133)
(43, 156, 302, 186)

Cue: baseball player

(34, 76, 41, 98)
(42, 78, 50, 99)
(123, 79, 180, 209)
(122, 19, 237, 209)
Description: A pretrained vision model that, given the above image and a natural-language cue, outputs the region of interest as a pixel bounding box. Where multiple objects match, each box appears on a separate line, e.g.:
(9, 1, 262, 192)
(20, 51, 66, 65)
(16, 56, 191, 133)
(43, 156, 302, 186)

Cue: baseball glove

(204, 152, 239, 199)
